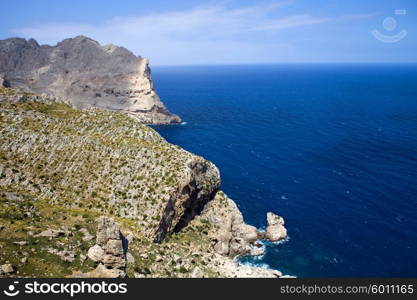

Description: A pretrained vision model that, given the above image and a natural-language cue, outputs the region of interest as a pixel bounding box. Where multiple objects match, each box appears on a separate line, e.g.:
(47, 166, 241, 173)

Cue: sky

(1, 0, 416, 65)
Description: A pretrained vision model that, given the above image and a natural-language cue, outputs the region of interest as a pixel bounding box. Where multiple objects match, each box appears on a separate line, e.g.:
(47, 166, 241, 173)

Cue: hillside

(0, 85, 287, 278)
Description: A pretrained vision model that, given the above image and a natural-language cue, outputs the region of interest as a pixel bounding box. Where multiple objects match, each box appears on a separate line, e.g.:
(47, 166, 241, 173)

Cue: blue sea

(152, 64, 417, 277)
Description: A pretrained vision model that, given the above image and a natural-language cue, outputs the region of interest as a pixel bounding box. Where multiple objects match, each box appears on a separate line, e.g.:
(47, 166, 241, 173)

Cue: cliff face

(0, 36, 180, 124)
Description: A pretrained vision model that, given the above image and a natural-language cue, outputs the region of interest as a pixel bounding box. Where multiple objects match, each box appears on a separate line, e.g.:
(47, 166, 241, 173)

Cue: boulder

(35, 228, 71, 238)
(81, 216, 127, 278)
(1, 264, 15, 274)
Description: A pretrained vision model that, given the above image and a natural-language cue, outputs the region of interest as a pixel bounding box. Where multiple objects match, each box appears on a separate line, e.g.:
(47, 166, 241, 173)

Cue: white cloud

(11, 3, 370, 65)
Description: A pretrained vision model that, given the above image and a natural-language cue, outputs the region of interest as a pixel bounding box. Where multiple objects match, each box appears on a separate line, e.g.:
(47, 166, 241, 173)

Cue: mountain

(0, 36, 180, 124)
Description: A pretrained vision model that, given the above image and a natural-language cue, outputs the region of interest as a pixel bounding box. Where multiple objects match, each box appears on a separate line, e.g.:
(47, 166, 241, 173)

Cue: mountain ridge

(0, 36, 180, 124)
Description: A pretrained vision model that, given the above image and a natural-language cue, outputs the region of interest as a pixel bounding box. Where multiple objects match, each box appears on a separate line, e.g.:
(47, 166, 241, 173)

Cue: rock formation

(79, 217, 128, 278)
(201, 192, 288, 258)
(0, 36, 180, 124)
(265, 212, 287, 242)
(201, 192, 262, 257)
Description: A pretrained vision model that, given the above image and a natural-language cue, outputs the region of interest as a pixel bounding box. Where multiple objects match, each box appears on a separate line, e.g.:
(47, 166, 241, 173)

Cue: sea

(151, 64, 417, 277)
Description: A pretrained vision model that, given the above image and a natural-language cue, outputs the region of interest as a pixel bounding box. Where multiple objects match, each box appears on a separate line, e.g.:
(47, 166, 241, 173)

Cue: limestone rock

(250, 244, 265, 257)
(13, 241, 28, 246)
(265, 212, 287, 242)
(87, 245, 104, 263)
(211, 255, 282, 278)
(153, 157, 220, 243)
(96, 216, 121, 246)
(81, 216, 127, 278)
(1, 264, 15, 274)
(0, 36, 180, 124)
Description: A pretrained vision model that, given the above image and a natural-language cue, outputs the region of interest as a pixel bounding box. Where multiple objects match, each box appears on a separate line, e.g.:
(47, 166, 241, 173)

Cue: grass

(0, 89, 222, 278)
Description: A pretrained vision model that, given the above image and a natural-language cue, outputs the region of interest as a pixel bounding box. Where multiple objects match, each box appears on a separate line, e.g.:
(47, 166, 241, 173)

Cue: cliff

(0, 85, 287, 278)
(0, 36, 180, 124)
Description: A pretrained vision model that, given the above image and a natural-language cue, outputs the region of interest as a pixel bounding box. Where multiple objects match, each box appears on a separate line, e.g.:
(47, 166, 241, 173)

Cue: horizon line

(152, 62, 417, 67)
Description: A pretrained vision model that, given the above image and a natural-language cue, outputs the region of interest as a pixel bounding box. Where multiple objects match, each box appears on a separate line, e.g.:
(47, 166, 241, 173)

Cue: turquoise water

(152, 64, 417, 277)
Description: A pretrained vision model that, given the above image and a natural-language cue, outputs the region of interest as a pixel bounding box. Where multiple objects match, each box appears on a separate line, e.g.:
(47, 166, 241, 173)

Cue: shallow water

(152, 64, 417, 277)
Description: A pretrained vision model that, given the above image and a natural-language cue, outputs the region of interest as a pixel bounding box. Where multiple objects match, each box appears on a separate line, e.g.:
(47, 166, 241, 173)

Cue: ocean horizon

(152, 63, 417, 277)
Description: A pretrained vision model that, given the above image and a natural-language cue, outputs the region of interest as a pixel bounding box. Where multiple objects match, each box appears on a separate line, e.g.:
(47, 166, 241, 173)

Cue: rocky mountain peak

(0, 36, 180, 124)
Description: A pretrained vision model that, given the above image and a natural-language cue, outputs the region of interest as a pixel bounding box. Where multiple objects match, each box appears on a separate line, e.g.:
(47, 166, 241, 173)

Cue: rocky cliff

(0, 85, 288, 278)
(0, 36, 180, 124)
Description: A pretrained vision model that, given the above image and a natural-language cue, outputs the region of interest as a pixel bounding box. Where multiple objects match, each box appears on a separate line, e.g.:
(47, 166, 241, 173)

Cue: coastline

(0, 85, 289, 278)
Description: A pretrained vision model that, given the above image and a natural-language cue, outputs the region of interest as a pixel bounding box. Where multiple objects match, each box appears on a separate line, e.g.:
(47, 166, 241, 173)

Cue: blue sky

(1, 0, 416, 65)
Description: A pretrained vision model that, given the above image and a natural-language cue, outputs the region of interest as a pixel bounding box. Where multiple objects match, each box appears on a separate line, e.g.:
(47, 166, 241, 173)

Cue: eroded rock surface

(265, 212, 287, 242)
(201, 192, 288, 258)
(82, 217, 127, 278)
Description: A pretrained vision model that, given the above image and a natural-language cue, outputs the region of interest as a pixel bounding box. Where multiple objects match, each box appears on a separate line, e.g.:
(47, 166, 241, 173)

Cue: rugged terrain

(0, 36, 180, 124)
(0, 84, 288, 278)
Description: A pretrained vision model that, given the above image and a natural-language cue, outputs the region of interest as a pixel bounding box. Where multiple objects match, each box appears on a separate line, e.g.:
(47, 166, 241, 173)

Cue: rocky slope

(0, 85, 288, 278)
(0, 36, 180, 124)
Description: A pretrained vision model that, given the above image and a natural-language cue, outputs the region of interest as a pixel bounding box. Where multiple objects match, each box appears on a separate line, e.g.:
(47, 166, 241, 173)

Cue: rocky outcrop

(154, 158, 220, 243)
(81, 217, 128, 278)
(201, 192, 261, 257)
(201, 192, 288, 258)
(265, 212, 287, 242)
(0, 36, 180, 124)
